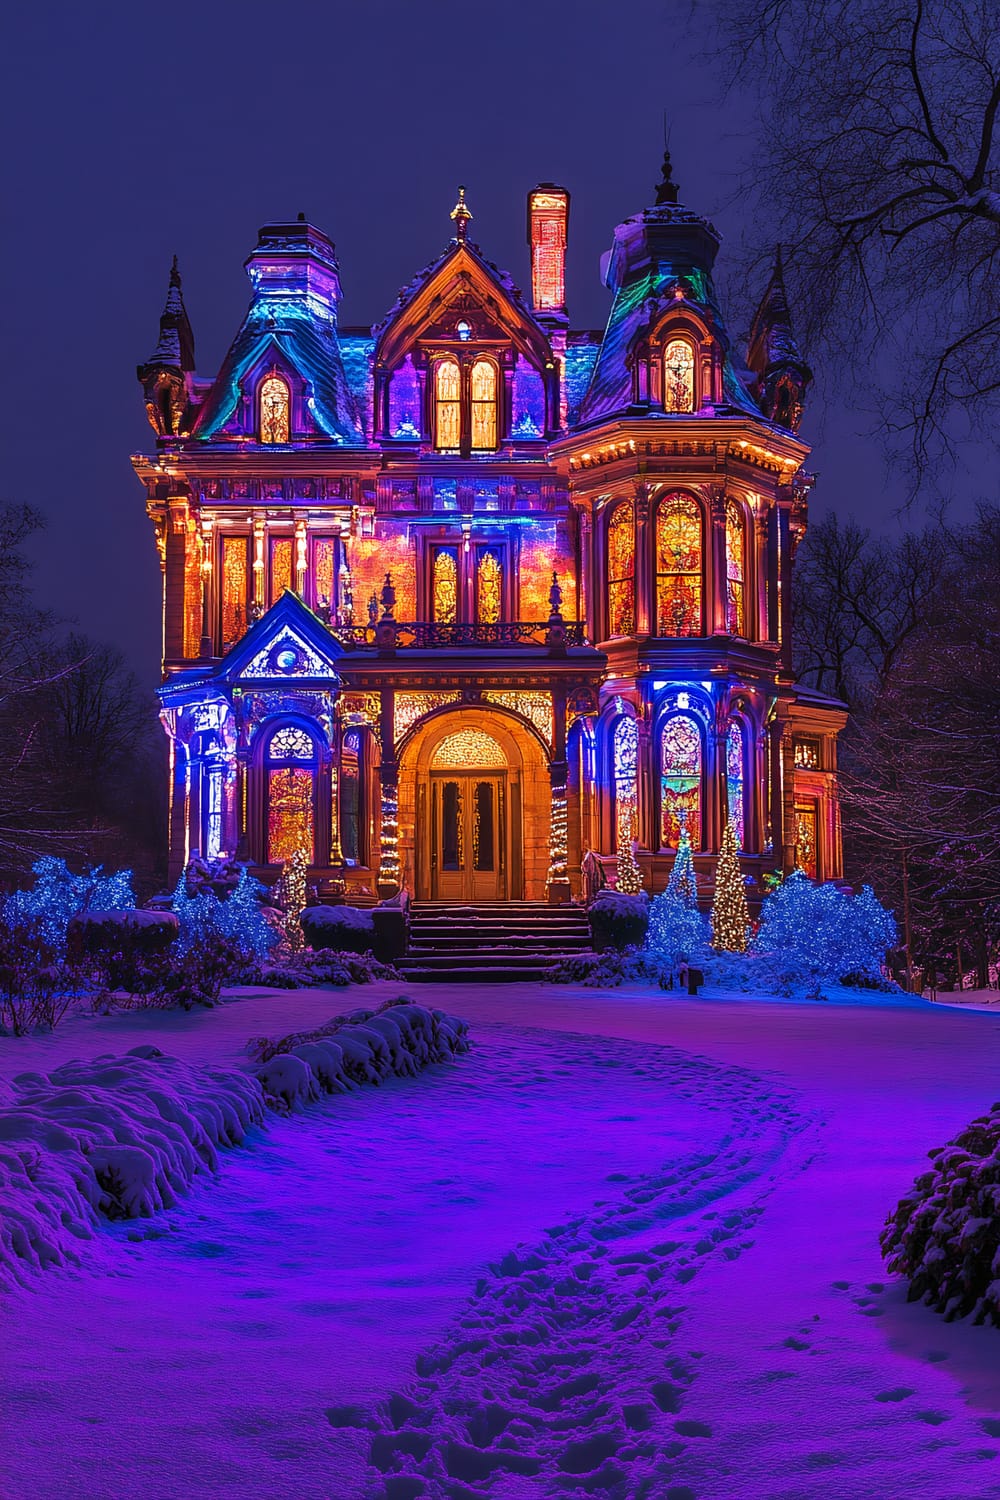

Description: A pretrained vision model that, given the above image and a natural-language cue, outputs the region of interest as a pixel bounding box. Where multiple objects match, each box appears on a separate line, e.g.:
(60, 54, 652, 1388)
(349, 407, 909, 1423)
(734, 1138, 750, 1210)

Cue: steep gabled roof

(372, 236, 554, 370)
(160, 592, 342, 705)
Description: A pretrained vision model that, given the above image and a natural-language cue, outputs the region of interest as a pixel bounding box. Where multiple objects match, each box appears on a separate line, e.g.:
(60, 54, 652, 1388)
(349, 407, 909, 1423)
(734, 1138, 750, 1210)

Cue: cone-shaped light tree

(666, 811, 697, 907)
(711, 819, 750, 952)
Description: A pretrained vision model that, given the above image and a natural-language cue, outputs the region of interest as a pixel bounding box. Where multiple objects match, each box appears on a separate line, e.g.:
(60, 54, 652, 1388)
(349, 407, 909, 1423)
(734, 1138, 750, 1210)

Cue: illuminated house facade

(134, 161, 845, 902)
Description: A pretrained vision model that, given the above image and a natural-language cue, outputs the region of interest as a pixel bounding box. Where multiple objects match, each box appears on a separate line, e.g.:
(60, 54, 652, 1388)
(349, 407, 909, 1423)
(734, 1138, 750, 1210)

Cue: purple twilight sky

(1, 0, 980, 684)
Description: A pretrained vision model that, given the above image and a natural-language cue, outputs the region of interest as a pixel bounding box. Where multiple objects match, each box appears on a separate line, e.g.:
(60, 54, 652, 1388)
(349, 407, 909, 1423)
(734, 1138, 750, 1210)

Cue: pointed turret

(747, 248, 812, 432)
(137, 258, 196, 436)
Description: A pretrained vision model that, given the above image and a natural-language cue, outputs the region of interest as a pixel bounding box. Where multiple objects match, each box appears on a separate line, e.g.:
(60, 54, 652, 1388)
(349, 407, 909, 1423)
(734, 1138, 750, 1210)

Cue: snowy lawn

(2, 979, 1000, 1499)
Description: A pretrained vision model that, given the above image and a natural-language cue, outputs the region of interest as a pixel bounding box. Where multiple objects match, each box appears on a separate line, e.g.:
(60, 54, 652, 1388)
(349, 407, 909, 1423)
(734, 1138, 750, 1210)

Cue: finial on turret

(170, 254, 181, 287)
(450, 185, 473, 242)
(655, 147, 679, 206)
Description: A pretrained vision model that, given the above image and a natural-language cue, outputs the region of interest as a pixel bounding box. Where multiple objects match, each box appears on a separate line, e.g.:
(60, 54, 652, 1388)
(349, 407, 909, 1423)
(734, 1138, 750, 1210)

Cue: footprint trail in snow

(362, 1031, 807, 1499)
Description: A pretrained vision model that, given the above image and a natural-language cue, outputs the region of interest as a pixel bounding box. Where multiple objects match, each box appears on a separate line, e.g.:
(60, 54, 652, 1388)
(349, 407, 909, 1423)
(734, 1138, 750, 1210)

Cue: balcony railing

(329, 620, 587, 651)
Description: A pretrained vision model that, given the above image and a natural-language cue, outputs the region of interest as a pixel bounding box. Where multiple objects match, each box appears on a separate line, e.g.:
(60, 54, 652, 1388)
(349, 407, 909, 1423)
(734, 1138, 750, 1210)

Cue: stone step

(408, 936, 590, 954)
(400, 949, 581, 969)
(400, 965, 553, 984)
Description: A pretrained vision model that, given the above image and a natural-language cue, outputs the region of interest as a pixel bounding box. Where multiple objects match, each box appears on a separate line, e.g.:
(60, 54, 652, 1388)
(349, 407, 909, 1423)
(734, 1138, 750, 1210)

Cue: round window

(275, 647, 298, 672)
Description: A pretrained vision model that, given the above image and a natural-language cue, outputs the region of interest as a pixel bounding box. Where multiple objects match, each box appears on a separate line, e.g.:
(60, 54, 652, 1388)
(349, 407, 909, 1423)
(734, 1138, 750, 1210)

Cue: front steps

(398, 901, 592, 984)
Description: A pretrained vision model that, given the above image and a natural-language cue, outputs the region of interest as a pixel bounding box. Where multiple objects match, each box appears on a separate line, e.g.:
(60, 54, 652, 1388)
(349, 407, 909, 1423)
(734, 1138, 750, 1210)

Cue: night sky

(1, 1, 957, 686)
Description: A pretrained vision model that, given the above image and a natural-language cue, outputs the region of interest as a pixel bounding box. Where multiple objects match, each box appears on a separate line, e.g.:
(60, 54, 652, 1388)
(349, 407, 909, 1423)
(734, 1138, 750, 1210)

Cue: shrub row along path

(1, 980, 999, 1498)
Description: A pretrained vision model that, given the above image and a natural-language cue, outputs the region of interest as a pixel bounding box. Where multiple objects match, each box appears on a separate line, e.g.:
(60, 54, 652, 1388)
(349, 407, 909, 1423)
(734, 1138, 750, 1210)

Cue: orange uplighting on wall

(527, 185, 569, 312)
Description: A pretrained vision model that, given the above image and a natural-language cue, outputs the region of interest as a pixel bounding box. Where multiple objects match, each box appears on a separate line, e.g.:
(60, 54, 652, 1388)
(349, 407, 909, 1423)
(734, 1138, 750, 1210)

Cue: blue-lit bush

(2, 858, 135, 956)
(751, 872, 896, 987)
(644, 891, 710, 968)
(171, 866, 278, 965)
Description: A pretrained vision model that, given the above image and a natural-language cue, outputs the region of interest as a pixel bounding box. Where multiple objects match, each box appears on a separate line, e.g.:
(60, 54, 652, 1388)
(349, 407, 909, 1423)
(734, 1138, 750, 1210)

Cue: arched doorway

(398, 708, 550, 901)
(429, 728, 508, 900)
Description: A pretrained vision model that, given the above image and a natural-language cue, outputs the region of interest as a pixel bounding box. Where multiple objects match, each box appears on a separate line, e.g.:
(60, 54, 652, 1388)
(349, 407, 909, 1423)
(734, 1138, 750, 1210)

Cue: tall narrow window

(656, 493, 702, 636)
(607, 503, 635, 637)
(661, 715, 702, 849)
(265, 724, 315, 864)
(471, 359, 498, 450)
(795, 803, 818, 879)
(433, 547, 459, 624)
(726, 500, 746, 636)
(435, 359, 461, 451)
(663, 339, 695, 413)
(613, 717, 639, 853)
(476, 549, 503, 624)
(312, 536, 336, 617)
(340, 729, 364, 866)
(259, 374, 290, 444)
(727, 721, 745, 849)
(269, 536, 294, 606)
(220, 535, 249, 649)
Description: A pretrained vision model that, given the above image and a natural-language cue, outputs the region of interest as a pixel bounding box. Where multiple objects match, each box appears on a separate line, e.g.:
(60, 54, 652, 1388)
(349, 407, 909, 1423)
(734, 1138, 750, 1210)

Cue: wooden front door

(431, 773, 506, 900)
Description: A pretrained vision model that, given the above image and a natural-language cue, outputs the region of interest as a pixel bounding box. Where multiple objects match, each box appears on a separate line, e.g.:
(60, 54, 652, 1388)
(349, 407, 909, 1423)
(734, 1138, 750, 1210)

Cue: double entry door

(431, 772, 506, 901)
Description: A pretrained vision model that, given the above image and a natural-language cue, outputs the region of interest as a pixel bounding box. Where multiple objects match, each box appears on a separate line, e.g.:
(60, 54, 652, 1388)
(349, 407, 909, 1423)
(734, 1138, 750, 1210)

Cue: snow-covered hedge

(247, 994, 471, 1109)
(0, 1048, 264, 1289)
(300, 905, 376, 953)
(68, 909, 179, 956)
(239, 948, 401, 989)
(881, 1101, 1000, 1326)
(588, 891, 650, 952)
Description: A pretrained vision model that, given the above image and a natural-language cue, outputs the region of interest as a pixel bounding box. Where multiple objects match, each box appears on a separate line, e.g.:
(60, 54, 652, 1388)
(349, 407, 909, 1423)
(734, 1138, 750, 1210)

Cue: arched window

(433, 547, 459, 624)
(470, 359, 498, 450)
(613, 716, 639, 853)
(435, 359, 461, 451)
(663, 338, 695, 413)
(456, 319, 472, 342)
(661, 715, 702, 849)
(726, 720, 745, 848)
(265, 723, 316, 864)
(656, 493, 702, 637)
(725, 500, 746, 636)
(476, 549, 503, 624)
(607, 503, 635, 637)
(259, 374, 290, 444)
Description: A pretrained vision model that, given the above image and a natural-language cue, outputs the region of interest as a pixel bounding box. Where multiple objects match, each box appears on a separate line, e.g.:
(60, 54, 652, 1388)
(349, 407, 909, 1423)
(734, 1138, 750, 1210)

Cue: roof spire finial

(450, 184, 473, 242)
(655, 121, 679, 206)
(170, 254, 181, 288)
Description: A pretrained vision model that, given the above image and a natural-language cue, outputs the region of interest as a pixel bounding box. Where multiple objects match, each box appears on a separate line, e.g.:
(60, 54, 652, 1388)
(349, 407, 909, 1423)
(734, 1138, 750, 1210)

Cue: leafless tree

(709, 0, 1000, 489)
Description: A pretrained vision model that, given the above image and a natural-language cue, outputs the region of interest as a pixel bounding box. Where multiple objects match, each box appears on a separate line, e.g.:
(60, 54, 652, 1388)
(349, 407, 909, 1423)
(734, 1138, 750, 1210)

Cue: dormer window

(663, 339, 695, 413)
(470, 359, 497, 450)
(259, 373, 290, 443)
(432, 355, 501, 453)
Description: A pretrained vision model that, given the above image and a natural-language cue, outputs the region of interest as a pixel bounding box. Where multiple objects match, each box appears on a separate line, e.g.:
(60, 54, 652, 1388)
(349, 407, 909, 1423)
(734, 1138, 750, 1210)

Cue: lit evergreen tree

(666, 813, 697, 907)
(711, 819, 750, 952)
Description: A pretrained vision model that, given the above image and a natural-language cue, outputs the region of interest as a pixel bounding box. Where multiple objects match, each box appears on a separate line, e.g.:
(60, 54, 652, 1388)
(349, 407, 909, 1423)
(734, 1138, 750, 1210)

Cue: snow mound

(882, 1099, 1000, 1326)
(250, 996, 470, 1104)
(0, 1049, 264, 1290)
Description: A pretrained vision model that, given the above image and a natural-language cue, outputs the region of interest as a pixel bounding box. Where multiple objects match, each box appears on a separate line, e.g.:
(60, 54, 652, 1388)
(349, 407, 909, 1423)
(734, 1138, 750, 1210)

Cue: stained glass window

(471, 359, 498, 450)
(312, 536, 335, 615)
(184, 533, 202, 657)
(267, 769, 314, 863)
(435, 358, 461, 450)
(260, 374, 290, 444)
(268, 725, 314, 760)
(473, 781, 495, 871)
(796, 803, 818, 879)
(656, 493, 702, 636)
(607, 503, 635, 637)
(220, 535, 249, 648)
(613, 716, 639, 850)
(726, 500, 746, 635)
(661, 715, 702, 849)
(269, 536, 294, 606)
(727, 721, 745, 849)
(794, 738, 821, 770)
(432, 729, 506, 768)
(205, 768, 223, 860)
(663, 339, 695, 413)
(433, 548, 459, 624)
(341, 730, 363, 866)
(477, 549, 503, 624)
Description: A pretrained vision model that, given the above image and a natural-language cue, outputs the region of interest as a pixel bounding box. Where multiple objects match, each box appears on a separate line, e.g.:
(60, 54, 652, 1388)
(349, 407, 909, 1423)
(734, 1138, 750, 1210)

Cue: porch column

(252, 514, 266, 619)
(634, 482, 653, 637)
(376, 689, 400, 898)
(709, 488, 727, 635)
(547, 689, 571, 905)
(578, 509, 591, 631)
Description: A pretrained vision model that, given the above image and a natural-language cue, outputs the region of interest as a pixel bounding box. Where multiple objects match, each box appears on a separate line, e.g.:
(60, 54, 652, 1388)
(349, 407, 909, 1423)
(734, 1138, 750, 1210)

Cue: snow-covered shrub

(246, 995, 470, 1079)
(183, 854, 246, 901)
(255, 1053, 320, 1112)
(588, 890, 650, 952)
(0, 1049, 264, 1287)
(547, 950, 668, 989)
(0, 918, 75, 1035)
(882, 1101, 1000, 1326)
(3, 857, 135, 956)
(751, 873, 897, 986)
(645, 890, 710, 968)
(239, 948, 401, 989)
(300, 905, 376, 954)
(67, 910, 180, 996)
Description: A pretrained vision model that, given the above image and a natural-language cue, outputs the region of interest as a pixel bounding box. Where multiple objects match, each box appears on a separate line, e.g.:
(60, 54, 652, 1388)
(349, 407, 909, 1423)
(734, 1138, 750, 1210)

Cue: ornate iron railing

(330, 620, 588, 650)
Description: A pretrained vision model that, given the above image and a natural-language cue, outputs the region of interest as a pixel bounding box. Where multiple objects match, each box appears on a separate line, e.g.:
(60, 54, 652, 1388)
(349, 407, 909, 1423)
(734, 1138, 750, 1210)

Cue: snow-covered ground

(2, 979, 1000, 1499)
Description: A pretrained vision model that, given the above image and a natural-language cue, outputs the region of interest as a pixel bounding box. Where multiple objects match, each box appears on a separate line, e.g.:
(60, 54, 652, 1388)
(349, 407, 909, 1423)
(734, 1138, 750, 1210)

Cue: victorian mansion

(134, 160, 845, 904)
